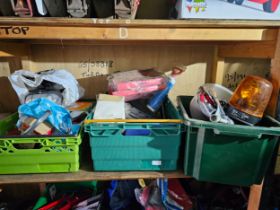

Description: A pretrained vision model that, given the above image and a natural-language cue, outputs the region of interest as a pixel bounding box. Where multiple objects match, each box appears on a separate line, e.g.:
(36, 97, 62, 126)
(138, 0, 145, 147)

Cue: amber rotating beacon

(226, 75, 273, 125)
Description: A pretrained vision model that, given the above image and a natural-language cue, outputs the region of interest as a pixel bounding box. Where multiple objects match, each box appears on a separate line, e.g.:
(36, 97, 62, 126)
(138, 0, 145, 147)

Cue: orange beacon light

(227, 75, 273, 125)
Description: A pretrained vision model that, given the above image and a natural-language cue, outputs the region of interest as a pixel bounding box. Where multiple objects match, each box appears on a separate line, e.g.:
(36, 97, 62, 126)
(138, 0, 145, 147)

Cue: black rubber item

(0, 0, 14, 16)
(235, 0, 245, 5)
(92, 0, 114, 18)
(263, 0, 280, 13)
(44, 0, 67, 17)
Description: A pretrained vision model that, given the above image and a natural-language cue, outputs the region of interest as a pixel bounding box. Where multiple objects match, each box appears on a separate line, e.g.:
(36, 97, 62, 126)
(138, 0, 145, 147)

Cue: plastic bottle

(147, 77, 175, 112)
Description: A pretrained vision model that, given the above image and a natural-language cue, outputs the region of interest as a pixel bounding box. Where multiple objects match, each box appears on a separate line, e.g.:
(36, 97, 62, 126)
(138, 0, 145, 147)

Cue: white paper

(94, 94, 125, 119)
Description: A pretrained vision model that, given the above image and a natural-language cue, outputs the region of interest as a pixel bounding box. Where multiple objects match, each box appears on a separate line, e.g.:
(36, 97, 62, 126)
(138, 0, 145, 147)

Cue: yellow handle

(84, 119, 182, 124)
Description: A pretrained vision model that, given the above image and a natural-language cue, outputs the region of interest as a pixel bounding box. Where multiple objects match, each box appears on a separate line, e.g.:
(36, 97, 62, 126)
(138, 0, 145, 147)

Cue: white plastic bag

(9, 69, 84, 107)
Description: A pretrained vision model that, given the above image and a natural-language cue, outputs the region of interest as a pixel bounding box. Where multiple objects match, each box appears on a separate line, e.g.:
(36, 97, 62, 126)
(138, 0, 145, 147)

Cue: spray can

(147, 77, 175, 112)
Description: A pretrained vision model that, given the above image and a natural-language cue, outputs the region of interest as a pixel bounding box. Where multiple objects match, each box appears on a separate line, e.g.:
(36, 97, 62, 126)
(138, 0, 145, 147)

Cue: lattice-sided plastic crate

(0, 113, 81, 174)
(84, 98, 182, 171)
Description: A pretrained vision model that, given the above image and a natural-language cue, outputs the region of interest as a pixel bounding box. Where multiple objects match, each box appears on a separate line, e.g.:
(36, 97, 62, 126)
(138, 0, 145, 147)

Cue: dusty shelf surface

(0, 166, 188, 184)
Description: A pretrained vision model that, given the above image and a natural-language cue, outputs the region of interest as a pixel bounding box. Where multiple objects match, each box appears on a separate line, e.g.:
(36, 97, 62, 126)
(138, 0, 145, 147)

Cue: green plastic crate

(84, 98, 182, 171)
(0, 113, 81, 174)
(178, 96, 280, 186)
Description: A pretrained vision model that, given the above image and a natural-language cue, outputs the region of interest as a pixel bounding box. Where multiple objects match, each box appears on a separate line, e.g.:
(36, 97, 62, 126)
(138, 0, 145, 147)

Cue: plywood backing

(222, 58, 270, 90)
(0, 43, 273, 112)
(15, 44, 214, 103)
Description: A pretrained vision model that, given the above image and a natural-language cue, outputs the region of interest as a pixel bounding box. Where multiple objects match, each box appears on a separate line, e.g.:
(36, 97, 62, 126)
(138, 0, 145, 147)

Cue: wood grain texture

(0, 26, 277, 41)
(222, 58, 270, 90)
(0, 170, 187, 184)
(25, 44, 213, 101)
(248, 182, 263, 210)
(0, 18, 280, 28)
(212, 46, 225, 84)
(0, 43, 29, 57)
(218, 41, 276, 59)
(267, 30, 280, 116)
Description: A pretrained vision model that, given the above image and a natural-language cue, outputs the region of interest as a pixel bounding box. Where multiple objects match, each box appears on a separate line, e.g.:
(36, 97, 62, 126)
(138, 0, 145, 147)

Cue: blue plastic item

(147, 77, 175, 112)
(123, 129, 151, 136)
(18, 98, 72, 134)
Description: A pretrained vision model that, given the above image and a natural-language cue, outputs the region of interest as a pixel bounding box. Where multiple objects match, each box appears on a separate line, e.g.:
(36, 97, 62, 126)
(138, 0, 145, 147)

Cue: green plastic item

(178, 96, 280, 186)
(84, 98, 182, 171)
(32, 181, 98, 210)
(0, 113, 81, 174)
(32, 196, 48, 210)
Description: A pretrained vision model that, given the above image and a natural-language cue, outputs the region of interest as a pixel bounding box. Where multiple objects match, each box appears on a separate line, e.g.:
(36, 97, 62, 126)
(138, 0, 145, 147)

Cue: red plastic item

(168, 179, 193, 210)
(249, 0, 279, 12)
(39, 195, 85, 210)
(229, 0, 280, 13)
(39, 197, 66, 210)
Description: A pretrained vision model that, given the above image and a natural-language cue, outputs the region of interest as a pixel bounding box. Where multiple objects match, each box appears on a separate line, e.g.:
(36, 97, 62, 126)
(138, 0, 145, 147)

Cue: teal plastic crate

(0, 113, 81, 174)
(84, 98, 182, 171)
(178, 95, 280, 186)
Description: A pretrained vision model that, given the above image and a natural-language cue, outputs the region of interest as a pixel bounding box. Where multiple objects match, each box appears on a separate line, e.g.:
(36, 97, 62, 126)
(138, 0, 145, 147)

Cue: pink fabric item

(168, 179, 193, 210)
(116, 78, 165, 91)
(112, 85, 165, 101)
(108, 69, 167, 101)
(135, 185, 165, 210)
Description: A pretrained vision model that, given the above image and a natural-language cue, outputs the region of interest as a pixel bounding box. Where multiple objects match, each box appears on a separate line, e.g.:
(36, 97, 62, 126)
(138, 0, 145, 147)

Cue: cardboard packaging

(175, 0, 280, 20)
(20, 117, 53, 135)
(94, 94, 125, 119)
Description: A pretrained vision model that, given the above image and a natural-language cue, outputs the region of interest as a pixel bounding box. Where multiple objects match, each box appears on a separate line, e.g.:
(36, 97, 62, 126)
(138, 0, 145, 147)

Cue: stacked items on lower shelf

(32, 179, 193, 210)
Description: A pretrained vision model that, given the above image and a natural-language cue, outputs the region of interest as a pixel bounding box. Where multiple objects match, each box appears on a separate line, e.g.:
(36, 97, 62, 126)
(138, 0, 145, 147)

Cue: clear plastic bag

(9, 69, 84, 107)
(17, 98, 72, 134)
(108, 69, 167, 101)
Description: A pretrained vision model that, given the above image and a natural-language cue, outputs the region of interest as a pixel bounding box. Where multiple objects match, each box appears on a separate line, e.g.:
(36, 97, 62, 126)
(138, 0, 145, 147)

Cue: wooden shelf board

(0, 170, 187, 185)
(0, 18, 280, 28)
(0, 18, 278, 41)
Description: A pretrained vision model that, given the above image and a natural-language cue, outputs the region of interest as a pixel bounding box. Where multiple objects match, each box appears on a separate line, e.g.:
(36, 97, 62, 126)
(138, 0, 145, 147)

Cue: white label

(152, 160, 162, 166)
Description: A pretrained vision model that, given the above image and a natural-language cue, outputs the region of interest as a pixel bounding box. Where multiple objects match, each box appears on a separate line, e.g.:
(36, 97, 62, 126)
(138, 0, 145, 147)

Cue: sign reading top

(175, 0, 280, 20)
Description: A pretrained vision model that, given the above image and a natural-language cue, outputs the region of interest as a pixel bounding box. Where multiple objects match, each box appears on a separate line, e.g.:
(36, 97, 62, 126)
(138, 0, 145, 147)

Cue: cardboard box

(94, 94, 125, 119)
(175, 0, 280, 20)
(20, 117, 53, 135)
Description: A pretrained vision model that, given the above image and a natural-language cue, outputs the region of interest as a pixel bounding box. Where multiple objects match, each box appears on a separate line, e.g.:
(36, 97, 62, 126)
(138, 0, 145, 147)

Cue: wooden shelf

(1, 18, 280, 28)
(0, 170, 187, 185)
(0, 17, 279, 209)
(0, 18, 278, 41)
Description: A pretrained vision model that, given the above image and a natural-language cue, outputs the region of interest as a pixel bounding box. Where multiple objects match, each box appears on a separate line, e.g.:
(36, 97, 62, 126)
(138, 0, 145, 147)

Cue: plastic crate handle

(210, 116, 280, 138)
(212, 128, 263, 138)
(12, 142, 43, 150)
